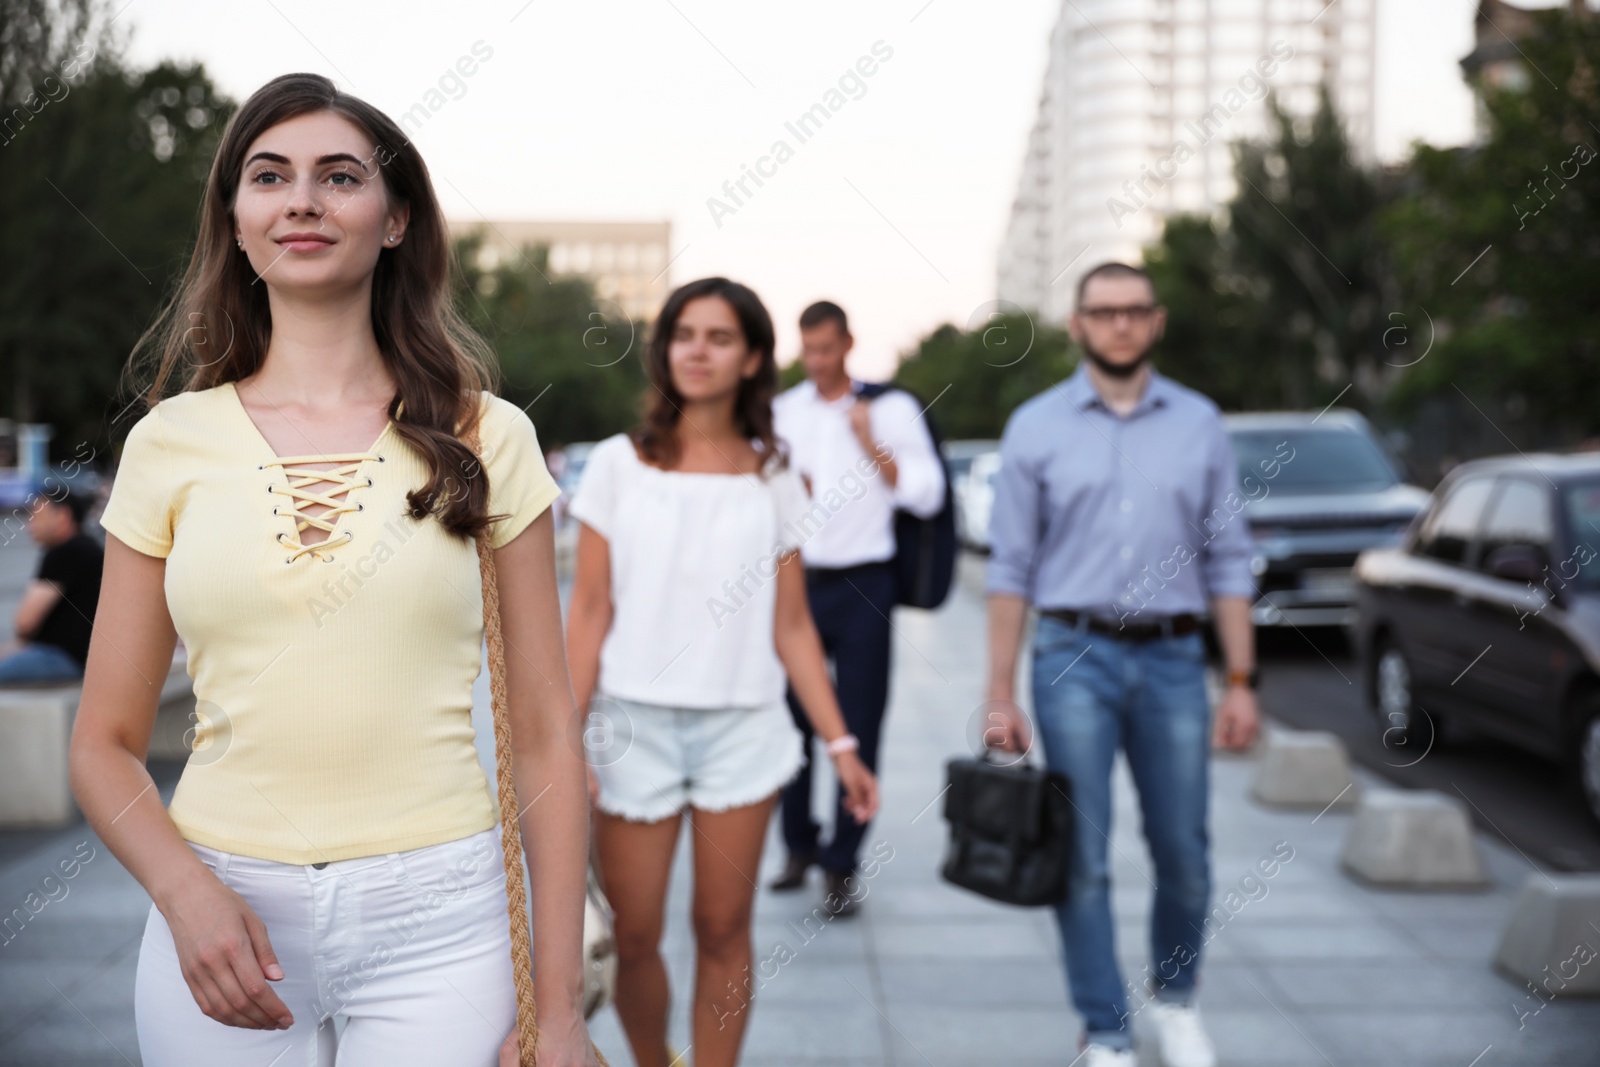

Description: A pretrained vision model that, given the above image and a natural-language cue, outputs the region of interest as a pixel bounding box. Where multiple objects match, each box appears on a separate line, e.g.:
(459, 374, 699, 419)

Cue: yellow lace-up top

(97, 384, 561, 863)
(268, 450, 383, 564)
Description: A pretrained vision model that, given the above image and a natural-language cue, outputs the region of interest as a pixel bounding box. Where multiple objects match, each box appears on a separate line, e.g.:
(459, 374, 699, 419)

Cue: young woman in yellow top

(69, 73, 596, 1067)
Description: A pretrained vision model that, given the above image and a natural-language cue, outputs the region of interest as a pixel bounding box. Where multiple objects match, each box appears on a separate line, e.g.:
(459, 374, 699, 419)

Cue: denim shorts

(586, 691, 805, 821)
(134, 826, 515, 1066)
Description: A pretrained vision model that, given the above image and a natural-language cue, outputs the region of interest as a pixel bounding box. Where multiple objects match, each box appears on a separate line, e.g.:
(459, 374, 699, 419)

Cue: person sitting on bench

(0, 487, 103, 684)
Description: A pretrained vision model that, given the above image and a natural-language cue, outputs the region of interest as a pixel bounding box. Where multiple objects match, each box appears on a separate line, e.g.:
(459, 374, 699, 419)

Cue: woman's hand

(772, 552, 881, 823)
(831, 749, 879, 824)
(498, 1007, 601, 1067)
(163, 875, 293, 1030)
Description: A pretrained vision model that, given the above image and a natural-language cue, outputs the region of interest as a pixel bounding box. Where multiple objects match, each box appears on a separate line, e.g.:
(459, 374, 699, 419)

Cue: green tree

(1145, 87, 1389, 413)
(1379, 5, 1600, 446)
(450, 233, 647, 448)
(1142, 214, 1276, 410)
(0, 0, 233, 449)
(778, 358, 807, 391)
(889, 313, 1075, 440)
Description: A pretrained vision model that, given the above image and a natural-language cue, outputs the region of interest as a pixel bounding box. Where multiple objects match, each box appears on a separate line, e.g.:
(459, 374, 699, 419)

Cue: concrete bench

(1493, 873, 1600, 995)
(1249, 727, 1359, 811)
(0, 651, 193, 827)
(1340, 788, 1488, 889)
(146, 652, 199, 761)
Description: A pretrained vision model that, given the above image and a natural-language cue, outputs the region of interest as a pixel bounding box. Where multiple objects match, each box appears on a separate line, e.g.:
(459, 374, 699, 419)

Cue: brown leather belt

(1040, 607, 1200, 642)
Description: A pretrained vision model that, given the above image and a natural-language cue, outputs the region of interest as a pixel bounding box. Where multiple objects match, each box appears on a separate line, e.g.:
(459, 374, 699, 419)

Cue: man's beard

(1080, 338, 1149, 379)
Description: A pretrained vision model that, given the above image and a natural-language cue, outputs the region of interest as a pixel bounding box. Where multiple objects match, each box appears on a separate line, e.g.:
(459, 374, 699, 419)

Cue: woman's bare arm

(493, 508, 593, 1055)
(771, 551, 878, 822)
(70, 535, 186, 898)
(771, 551, 849, 742)
(69, 535, 293, 1029)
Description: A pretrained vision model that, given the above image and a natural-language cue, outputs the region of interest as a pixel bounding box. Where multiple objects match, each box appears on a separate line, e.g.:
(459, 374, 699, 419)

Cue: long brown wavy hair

(121, 72, 500, 539)
(632, 276, 786, 475)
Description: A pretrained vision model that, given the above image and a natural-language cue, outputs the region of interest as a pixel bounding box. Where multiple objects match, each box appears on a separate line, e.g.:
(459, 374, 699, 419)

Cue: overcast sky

(118, 0, 1547, 378)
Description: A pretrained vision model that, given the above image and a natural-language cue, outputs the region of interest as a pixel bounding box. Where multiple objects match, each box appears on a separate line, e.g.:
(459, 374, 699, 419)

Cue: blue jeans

(1030, 613, 1212, 1050)
(0, 642, 84, 684)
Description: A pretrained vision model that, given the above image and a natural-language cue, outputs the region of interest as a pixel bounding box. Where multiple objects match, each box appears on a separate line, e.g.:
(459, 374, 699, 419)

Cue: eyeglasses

(1078, 305, 1159, 325)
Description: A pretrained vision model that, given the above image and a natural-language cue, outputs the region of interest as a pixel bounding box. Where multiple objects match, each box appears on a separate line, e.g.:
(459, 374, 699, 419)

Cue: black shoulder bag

(854, 381, 958, 609)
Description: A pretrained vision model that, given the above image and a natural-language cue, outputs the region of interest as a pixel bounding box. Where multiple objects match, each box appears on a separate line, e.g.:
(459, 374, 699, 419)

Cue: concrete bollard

(1340, 789, 1488, 889)
(1249, 728, 1358, 810)
(0, 686, 81, 826)
(1493, 873, 1600, 996)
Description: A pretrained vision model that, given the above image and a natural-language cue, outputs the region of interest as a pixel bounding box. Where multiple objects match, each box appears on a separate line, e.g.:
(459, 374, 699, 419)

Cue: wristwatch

(1226, 667, 1260, 690)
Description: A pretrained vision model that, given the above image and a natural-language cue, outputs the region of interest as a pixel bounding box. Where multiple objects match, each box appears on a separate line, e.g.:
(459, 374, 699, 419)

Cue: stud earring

(387, 235, 397, 243)
(236, 239, 244, 249)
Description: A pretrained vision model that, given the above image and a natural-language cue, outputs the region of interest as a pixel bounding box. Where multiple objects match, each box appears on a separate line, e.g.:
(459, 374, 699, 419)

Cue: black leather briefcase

(939, 752, 1074, 907)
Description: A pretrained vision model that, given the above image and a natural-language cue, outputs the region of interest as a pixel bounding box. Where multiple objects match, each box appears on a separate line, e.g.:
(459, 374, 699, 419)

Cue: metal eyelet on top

(377, 455, 386, 463)
(366, 477, 374, 487)
(357, 503, 364, 512)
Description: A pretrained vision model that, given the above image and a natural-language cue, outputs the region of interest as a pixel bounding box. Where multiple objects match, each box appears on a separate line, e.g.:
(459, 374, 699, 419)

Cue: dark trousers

(780, 560, 895, 874)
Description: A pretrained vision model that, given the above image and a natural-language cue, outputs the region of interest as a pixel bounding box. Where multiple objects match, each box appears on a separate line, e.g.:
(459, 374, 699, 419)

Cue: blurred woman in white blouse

(565, 276, 878, 1067)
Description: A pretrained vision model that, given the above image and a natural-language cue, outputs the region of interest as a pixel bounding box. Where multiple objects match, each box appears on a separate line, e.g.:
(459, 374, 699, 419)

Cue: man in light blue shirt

(987, 262, 1260, 1067)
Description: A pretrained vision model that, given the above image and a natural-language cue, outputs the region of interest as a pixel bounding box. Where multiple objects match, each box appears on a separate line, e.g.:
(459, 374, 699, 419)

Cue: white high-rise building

(997, 0, 1375, 323)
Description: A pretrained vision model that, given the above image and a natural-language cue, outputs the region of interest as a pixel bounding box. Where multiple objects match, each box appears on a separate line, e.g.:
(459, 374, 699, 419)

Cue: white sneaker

(1144, 1000, 1217, 1067)
(1080, 1045, 1137, 1067)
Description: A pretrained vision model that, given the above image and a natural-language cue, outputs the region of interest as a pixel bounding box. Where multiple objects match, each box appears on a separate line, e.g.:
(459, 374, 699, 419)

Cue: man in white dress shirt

(768, 301, 945, 915)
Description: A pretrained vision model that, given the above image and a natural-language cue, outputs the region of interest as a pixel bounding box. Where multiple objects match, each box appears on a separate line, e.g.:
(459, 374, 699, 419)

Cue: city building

(996, 0, 1376, 322)
(446, 219, 674, 322)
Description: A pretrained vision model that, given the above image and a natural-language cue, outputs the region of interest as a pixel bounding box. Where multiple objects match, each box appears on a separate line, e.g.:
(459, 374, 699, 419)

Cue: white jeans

(135, 827, 516, 1066)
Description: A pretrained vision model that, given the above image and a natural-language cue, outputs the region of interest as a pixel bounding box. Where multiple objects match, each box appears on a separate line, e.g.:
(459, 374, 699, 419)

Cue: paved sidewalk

(594, 557, 1599, 1067)
(2, 554, 1597, 1064)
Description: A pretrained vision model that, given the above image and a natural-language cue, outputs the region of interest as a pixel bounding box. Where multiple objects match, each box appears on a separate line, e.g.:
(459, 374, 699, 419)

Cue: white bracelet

(825, 733, 860, 757)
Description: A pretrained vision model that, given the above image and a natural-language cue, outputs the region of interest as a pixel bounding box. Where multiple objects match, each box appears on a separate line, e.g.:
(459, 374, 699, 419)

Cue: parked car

(944, 439, 998, 485)
(944, 439, 998, 549)
(547, 441, 597, 567)
(551, 441, 596, 525)
(1, 466, 103, 515)
(1350, 452, 1600, 823)
(0, 471, 35, 511)
(957, 451, 1002, 552)
(1225, 411, 1430, 628)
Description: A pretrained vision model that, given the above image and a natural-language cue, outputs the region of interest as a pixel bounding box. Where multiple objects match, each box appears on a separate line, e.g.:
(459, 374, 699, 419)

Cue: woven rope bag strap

(464, 418, 607, 1067)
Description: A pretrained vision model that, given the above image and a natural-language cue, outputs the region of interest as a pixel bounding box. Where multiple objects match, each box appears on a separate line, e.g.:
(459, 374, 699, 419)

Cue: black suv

(1350, 453, 1600, 823)
(1225, 411, 1429, 628)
